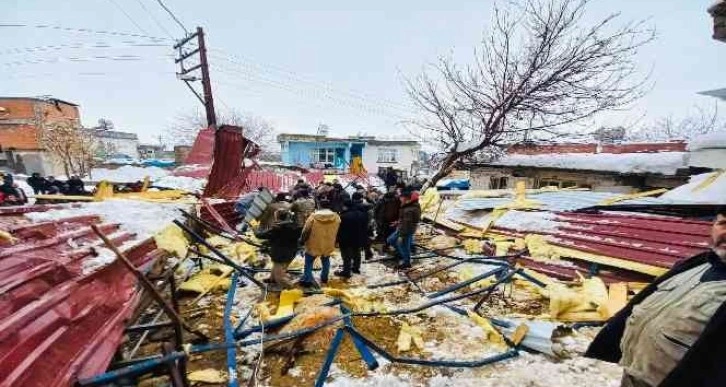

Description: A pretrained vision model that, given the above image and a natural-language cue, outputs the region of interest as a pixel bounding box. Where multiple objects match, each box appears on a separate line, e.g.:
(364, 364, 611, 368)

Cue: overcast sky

(2, 0, 725, 144)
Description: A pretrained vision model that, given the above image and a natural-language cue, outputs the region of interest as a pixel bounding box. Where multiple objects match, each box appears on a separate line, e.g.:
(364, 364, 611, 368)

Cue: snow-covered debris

(493, 152, 687, 175)
(688, 131, 726, 151)
(494, 210, 560, 232)
(661, 171, 726, 204)
(90, 166, 170, 182)
(26, 199, 185, 238)
(153, 175, 206, 193)
(81, 247, 118, 274)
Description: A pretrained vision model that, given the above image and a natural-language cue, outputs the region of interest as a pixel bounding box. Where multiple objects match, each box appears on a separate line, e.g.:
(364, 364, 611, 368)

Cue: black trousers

(340, 245, 362, 274)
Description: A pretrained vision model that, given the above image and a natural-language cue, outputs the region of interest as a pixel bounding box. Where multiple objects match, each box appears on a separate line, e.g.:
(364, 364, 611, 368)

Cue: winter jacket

(330, 189, 350, 213)
(375, 194, 400, 224)
(300, 209, 341, 257)
(585, 250, 726, 387)
(258, 201, 291, 232)
(255, 221, 301, 264)
(337, 206, 369, 248)
(27, 175, 46, 191)
(290, 197, 316, 229)
(397, 201, 421, 238)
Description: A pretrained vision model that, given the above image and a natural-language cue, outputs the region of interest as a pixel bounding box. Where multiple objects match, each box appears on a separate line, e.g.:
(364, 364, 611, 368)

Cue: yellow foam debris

(467, 311, 505, 346)
(580, 275, 608, 306)
(187, 369, 227, 384)
(598, 188, 668, 206)
(322, 287, 377, 312)
(153, 224, 189, 259)
(458, 267, 495, 288)
(496, 181, 541, 210)
(179, 266, 233, 294)
(462, 239, 483, 254)
(494, 240, 515, 256)
(511, 323, 530, 346)
(397, 322, 424, 352)
(525, 234, 561, 260)
(556, 311, 606, 322)
(598, 282, 628, 319)
(427, 235, 458, 250)
(419, 187, 441, 214)
(548, 283, 592, 318)
(271, 289, 304, 319)
(34, 194, 95, 202)
(94, 181, 114, 200)
(0, 229, 18, 245)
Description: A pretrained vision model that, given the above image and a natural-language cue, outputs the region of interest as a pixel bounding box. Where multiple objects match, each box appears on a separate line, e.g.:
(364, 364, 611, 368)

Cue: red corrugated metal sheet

(0, 210, 170, 387)
(492, 211, 712, 274)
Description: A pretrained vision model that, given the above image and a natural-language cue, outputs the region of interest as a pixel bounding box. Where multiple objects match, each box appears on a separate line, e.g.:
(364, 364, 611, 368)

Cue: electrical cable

(135, 0, 175, 39)
(0, 23, 169, 41)
(154, 0, 189, 34)
(106, 0, 151, 36)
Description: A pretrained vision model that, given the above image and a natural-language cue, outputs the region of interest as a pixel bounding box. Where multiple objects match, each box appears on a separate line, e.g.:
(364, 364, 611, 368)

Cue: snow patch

(81, 247, 117, 274)
(25, 199, 186, 238)
(494, 152, 687, 175)
(688, 131, 726, 151)
(90, 166, 170, 182)
(661, 172, 726, 204)
(153, 175, 206, 193)
(494, 210, 560, 232)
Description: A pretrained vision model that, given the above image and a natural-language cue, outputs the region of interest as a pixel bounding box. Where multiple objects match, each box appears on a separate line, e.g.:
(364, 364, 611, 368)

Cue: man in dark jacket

(27, 173, 47, 195)
(329, 183, 350, 213)
(384, 167, 398, 192)
(386, 189, 421, 270)
(586, 207, 726, 387)
(258, 192, 291, 232)
(375, 191, 400, 243)
(335, 199, 369, 278)
(66, 176, 86, 195)
(255, 210, 301, 289)
(290, 188, 316, 230)
(352, 191, 375, 260)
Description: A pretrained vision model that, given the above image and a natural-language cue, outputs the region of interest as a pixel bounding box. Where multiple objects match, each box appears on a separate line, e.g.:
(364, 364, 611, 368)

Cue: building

(0, 97, 80, 175)
(89, 129, 140, 160)
(688, 132, 726, 170)
(466, 142, 690, 193)
(277, 133, 421, 177)
(138, 144, 165, 159)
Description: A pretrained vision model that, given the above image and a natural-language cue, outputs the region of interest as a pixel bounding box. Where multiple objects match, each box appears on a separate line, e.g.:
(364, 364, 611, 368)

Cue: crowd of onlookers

(254, 177, 422, 289)
(27, 173, 88, 196)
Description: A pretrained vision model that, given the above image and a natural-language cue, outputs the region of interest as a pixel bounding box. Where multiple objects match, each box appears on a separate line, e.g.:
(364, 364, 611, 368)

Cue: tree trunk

(421, 153, 459, 194)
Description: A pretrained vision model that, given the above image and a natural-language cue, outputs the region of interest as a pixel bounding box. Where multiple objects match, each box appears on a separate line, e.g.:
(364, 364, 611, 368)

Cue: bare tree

(406, 0, 654, 189)
(165, 108, 276, 153)
(40, 121, 97, 177)
(629, 103, 726, 142)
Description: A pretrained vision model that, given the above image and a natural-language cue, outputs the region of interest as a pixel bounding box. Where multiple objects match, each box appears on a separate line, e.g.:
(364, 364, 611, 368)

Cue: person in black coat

(255, 209, 301, 289)
(352, 191, 375, 260)
(586, 207, 726, 387)
(66, 176, 86, 195)
(27, 173, 47, 195)
(329, 183, 350, 214)
(335, 199, 369, 278)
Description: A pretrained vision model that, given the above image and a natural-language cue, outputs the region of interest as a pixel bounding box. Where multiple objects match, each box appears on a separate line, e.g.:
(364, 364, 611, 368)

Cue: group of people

(27, 173, 87, 195)
(0, 174, 27, 205)
(254, 178, 421, 289)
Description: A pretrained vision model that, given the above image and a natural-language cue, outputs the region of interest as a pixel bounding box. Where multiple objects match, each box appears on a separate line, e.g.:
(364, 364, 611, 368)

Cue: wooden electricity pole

(174, 27, 217, 128)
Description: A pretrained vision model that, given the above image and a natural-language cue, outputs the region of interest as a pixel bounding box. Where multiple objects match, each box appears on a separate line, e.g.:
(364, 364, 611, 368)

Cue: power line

(0, 41, 168, 56)
(0, 23, 169, 41)
(154, 0, 188, 35)
(106, 0, 151, 36)
(134, 0, 175, 39)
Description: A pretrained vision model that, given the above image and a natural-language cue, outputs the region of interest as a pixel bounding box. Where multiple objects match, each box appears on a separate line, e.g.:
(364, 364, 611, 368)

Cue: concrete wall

(95, 137, 140, 159)
(362, 143, 420, 176)
(469, 166, 683, 192)
(689, 148, 726, 169)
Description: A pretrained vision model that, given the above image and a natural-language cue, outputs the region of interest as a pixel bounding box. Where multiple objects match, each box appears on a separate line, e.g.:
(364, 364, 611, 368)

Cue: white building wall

(362, 143, 420, 176)
(98, 138, 140, 159)
(688, 148, 726, 169)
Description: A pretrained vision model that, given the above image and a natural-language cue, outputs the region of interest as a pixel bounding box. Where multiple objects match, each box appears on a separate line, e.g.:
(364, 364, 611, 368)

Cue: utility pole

(174, 27, 217, 128)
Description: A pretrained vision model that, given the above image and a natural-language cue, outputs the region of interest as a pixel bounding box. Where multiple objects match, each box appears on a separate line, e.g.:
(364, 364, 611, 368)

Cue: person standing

(299, 200, 341, 287)
(329, 183, 350, 213)
(586, 207, 726, 387)
(27, 173, 47, 195)
(375, 191, 400, 244)
(386, 189, 421, 270)
(352, 191, 375, 260)
(258, 192, 291, 232)
(290, 188, 316, 230)
(335, 199, 369, 278)
(255, 210, 301, 289)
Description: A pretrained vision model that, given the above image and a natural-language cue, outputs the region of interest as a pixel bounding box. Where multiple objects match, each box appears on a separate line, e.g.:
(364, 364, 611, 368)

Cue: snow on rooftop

(90, 166, 170, 182)
(493, 210, 560, 233)
(661, 171, 726, 204)
(687, 131, 726, 151)
(493, 152, 687, 175)
(26, 199, 186, 239)
(153, 175, 206, 193)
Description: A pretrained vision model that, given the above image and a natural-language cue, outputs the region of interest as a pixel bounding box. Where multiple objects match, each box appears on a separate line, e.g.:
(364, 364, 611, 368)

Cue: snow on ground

(493, 152, 687, 175)
(90, 166, 170, 182)
(688, 131, 726, 151)
(25, 199, 186, 238)
(661, 171, 726, 204)
(153, 175, 206, 193)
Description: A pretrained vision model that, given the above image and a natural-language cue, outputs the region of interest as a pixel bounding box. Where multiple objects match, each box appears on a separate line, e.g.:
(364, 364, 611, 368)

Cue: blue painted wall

(282, 140, 363, 168)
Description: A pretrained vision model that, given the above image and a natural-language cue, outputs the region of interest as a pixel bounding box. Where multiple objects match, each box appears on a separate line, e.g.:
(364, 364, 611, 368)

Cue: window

(538, 179, 560, 188)
(490, 176, 509, 189)
(377, 148, 398, 163)
(562, 181, 577, 188)
(312, 148, 336, 163)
